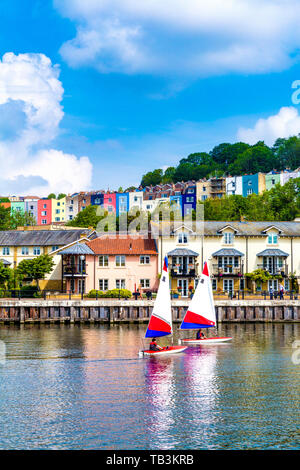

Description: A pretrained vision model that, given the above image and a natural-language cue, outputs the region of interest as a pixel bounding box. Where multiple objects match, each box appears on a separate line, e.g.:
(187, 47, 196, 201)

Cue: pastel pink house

(103, 193, 116, 214)
(37, 199, 52, 225)
(59, 235, 158, 294)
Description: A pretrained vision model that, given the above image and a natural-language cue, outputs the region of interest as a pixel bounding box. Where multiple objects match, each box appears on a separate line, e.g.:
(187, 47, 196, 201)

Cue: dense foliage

(17, 254, 55, 289)
(0, 206, 36, 230)
(202, 178, 300, 221)
(86, 289, 132, 298)
(140, 136, 300, 187)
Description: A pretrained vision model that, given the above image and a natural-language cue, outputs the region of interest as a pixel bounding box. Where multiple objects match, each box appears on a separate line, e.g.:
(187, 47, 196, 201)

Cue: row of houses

(3, 169, 300, 226)
(1, 221, 300, 295)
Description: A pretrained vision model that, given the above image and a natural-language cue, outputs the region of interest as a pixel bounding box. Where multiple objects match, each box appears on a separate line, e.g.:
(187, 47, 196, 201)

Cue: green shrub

(86, 289, 132, 299)
(19, 285, 40, 298)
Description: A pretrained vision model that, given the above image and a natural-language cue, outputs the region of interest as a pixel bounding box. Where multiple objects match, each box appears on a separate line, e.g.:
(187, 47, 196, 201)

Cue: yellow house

(51, 197, 66, 223)
(151, 220, 300, 295)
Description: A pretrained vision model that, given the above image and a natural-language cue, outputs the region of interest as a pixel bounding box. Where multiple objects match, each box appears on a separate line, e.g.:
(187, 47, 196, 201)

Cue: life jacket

(149, 340, 157, 351)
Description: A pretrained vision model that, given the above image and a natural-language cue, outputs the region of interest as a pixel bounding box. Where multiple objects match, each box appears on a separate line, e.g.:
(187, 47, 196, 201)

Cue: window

(70, 200, 74, 205)
(187, 188, 194, 193)
(116, 255, 126, 267)
(140, 279, 150, 288)
(52, 246, 59, 252)
(140, 255, 150, 264)
(108, 205, 113, 212)
(55, 217, 60, 222)
(203, 186, 206, 192)
(43, 204, 47, 209)
(22, 247, 29, 255)
(268, 234, 278, 244)
(185, 208, 192, 215)
(69, 206, 73, 212)
(99, 279, 109, 291)
(186, 197, 194, 202)
(95, 198, 101, 204)
(2, 247, 10, 255)
(42, 219, 47, 224)
(69, 216, 73, 220)
(272, 178, 275, 185)
(175, 191, 181, 195)
(247, 188, 253, 195)
(212, 279, 217, 291)
(116, 279, 125, 289)
(201, 195, 207, 201)
(41, 211, 47, 216)
(33, 247, 41, 255)
(146, 205, 151, 210)
(224, 232, 234, 244)
(284, 279, 290, 291)
(56, 209, 60, 214)
(178, 233, 188, 244)
(99, 255, 109, 267)
(108, 198, 112, 203)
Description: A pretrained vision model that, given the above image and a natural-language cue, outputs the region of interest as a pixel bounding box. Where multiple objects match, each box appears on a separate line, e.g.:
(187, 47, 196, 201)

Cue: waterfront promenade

(0, 298, 299, 323)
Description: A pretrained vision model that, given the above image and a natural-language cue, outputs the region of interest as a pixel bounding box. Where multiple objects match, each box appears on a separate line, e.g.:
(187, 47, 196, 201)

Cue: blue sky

(1, 0, 300, 195)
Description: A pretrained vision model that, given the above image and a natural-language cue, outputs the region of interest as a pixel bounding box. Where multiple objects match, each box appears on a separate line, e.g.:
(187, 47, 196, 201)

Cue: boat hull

(139, 345, 187, 357)
(179, 337, 232, 345)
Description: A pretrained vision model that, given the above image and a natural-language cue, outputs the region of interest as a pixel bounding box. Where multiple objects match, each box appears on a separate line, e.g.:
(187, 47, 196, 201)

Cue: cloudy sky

(1, 0, 300, 195)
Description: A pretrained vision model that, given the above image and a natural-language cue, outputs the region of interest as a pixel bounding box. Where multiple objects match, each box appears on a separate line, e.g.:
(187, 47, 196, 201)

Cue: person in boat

(149, 338, 164, 351)
(196, 329, 206, 340)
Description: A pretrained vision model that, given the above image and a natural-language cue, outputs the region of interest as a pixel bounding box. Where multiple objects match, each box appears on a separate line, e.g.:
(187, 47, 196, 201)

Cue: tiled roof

(167, 248, 199, 256)
(0, 229, 95, 246)
(257, 249, 289, 257)
(59, 242, 95, 255)
(87, 235, 158, 255)
(151, 221, 300, 237)
(212, 248, 244, 257)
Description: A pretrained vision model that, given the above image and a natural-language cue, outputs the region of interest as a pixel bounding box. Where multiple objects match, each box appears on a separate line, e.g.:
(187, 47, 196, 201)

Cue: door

(178, 279, 188, 297)
(223, 279, 234, 293)
(268, 279, 278, 291)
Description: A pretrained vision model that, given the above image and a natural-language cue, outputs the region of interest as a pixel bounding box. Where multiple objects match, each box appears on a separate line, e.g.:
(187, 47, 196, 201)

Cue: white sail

(145, 256, 172, 337)
(180, 262, 216, 329)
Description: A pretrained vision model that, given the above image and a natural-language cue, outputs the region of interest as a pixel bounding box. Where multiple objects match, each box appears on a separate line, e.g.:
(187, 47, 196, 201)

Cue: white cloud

(237, 107, 300, 145)
(55, 0, 300, 76)
(0, 52, 93, 195)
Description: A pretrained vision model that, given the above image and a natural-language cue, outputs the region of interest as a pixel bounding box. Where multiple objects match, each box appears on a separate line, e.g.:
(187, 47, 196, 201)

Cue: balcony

(257, 264, 288, 276)
(211, 264, 244, 277)
(63, 264, 87, 277)
(171, 266, 196, 277)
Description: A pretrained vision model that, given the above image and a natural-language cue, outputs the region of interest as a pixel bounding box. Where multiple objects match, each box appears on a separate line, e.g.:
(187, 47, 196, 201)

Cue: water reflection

(0, 323, 300, 449)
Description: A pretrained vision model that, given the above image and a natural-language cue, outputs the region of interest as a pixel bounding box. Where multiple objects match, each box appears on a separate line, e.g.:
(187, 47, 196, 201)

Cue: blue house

(91, 193, 104, 207)
(242, 174, 259, 197)
(170, 194, 182, 212)
(116, 192, 129, 216)
(181, 184, 196, 216)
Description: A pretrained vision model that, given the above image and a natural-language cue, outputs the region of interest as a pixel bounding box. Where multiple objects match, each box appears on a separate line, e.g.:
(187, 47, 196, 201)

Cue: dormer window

(178, 233, 188, 244)
(268, 234, 278, 244)
(224, 232, 234, 244)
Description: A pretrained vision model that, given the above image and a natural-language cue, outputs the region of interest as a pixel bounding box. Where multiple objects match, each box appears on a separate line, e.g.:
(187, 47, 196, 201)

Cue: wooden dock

(0, 299, 299, 323)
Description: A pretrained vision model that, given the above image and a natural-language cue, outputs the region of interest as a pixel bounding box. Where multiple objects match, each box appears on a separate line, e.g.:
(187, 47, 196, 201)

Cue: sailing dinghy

(179, 262, 232, 345)
(139, 256, 187, 357)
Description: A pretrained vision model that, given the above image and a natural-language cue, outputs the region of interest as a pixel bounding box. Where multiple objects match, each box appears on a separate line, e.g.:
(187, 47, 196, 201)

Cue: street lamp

(80, 254, 85, 300)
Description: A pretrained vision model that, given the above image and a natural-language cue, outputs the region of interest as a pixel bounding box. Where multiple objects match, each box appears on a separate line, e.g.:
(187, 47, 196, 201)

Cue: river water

(0, 323, 300, 450)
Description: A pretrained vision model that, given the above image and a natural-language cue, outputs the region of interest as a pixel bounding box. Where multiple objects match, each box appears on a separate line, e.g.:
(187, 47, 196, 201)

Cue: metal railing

(211, 264, 244, 276)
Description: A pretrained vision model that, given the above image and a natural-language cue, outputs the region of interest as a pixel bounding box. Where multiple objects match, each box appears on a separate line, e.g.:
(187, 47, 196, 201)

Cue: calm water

(0, 323, 300, 449)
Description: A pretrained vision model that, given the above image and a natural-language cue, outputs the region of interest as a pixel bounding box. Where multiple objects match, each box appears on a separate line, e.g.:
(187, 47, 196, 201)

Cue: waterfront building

(225, 176, 243, 196)
(280, 170, 300, 186)
(78, 192, 92, 212)
(116, 192, 129, 216)
(182, 182, 197, 216)
(57, 234, 158, 294)
(128, 191, 143, 211)
(51, 197, 66, 223)
(37, 198, 52, 225)
(10, 200, 25, 216)
(66, 193, 79, 221)
(0, 228, 96, 290)
(242, 173, 266, 197)
(152, 220, 300, 295)
(103, 193, 116, 214)
(265, 172, 281, 191)
(24, 196, 39, 222)
(90, 192, 104, 208)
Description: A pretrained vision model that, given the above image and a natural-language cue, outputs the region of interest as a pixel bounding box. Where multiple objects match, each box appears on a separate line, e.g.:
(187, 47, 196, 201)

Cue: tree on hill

(57, 193, 66, 199)
(48, 193, 56, 199)
(66, 205, 108, 229)
(228, 142, 274, 175)
(17, 254, 55, 290)
(141, 169, 163, 187)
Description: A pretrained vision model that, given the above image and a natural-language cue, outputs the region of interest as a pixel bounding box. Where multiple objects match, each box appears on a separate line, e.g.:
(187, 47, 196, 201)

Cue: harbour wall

(0, 299, 299, 323)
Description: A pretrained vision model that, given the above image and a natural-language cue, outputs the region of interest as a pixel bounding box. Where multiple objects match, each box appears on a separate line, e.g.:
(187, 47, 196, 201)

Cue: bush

(86, 289, 132, 299)
(19, 285, 41, 298)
